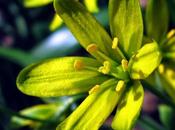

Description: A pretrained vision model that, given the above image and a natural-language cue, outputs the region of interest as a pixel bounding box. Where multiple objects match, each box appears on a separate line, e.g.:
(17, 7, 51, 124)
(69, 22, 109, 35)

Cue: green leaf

(159, 104, 175, 130)
(11, 104, 59, 128)
(54, 0, 122, 63)
(57, 79, 124, 130)
(138, 116, 165, 130)
(84, 0, 99, 13)
(128, 41, 162, 79)
(17, 57, 108, 97)
(49, 14, 63, 31)
(146, 0, 169, 42)
(0, 47, 35, 66)
(23, 0, 53, 8)
(109, 0, 143, 57)
(158, 65, 175, 103)
(112, 81, 144, 130)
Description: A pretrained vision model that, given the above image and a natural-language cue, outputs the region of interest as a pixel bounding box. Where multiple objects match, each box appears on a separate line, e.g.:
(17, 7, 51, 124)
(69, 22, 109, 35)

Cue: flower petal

(23, 0, 53, 8)
(84, 0, 99, 13)
(109, 0, 143, 57)
(54, 0, 122, 62)
(56, 79, 124, 130)
(146, 0, 169, 42)
(158, 65, 175, 103)
(128, 41, 162, 79)
(49, 14, 63, 31)
(17, 57, 108, 97)
(112, 81, 144, 130)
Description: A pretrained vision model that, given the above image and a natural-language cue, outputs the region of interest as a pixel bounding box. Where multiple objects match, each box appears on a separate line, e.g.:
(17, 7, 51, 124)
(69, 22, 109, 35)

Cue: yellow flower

(16, 0, 162, 129)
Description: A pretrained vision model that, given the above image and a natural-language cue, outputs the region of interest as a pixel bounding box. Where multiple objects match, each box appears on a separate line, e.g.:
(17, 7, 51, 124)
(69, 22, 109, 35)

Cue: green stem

(138, 116, 166, 130)
(142, 81, 175, 108)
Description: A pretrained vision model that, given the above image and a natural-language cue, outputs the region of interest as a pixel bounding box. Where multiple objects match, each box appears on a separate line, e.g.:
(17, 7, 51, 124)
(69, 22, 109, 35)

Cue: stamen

(89, 85, 100, 94)
(98, 66, 104, 72)
(74, 60, 84, 70)
(98, 61, 111, 74)
(167, 29, 175, 39)
(97, 51, 117, 65)
(103, 61, 111, 74)
(115, 80, 125, 93)
(121, 59, 128, 71)
(112, 37, 119, 49)
(103, 61, 111, 67)
(87, 43, 118, 65)
(86, 44, 98, 53)
(158, 64, 164, 74)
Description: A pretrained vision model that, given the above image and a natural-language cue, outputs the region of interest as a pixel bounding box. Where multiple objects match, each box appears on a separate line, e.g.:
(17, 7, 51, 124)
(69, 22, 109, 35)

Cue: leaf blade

(11, 104, 59, 128)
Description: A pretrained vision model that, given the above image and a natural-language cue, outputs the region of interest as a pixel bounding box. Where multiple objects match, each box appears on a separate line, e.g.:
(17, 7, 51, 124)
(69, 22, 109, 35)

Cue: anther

(89, 85, 100, 94)
(121, 59, 128, 71)
(98, 61, 111, 74)
(74, 60, 84, 70)
(103, 61, 111, 67)
(115, 80, 125, 93)
(167, 29, 175, 39)
(112, 37, 119, 49)
(86, 44, 98, 53)
(158, 64, 164, 74)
